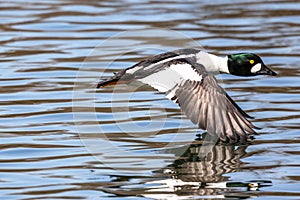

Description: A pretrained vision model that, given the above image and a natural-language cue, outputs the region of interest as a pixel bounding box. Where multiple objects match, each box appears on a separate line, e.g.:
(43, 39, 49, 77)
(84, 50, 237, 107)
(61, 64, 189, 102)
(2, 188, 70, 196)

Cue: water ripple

(0, 0, 299, 199)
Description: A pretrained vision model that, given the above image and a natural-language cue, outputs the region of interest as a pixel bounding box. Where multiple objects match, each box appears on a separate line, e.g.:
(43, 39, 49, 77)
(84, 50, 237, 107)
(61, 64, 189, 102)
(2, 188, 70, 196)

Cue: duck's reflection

(143, 137, 271, 199)
(171, 140, 246, 183)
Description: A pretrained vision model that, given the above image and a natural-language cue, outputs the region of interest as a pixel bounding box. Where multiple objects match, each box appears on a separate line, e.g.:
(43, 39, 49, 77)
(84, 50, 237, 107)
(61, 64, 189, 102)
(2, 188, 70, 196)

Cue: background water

(0, 0, 300, 199)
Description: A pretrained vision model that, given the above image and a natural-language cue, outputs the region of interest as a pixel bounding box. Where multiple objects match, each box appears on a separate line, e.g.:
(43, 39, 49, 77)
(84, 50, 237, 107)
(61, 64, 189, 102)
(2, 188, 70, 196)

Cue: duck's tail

(97, 76, 120, 88)
(96, 69, 133, 88)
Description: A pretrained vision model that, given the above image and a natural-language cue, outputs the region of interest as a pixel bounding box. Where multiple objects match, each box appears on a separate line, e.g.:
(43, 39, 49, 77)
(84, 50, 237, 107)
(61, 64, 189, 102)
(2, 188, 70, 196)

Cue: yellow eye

(250, 60, 255, 64)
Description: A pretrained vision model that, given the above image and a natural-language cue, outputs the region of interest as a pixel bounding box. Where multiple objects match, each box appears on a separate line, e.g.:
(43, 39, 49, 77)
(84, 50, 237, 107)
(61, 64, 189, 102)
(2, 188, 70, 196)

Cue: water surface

(0, 0, 299, 199)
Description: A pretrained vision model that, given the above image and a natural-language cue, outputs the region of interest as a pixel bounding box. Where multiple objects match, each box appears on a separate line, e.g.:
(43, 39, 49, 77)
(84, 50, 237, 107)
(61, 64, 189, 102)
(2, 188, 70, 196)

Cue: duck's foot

(195, 132, 208, 141)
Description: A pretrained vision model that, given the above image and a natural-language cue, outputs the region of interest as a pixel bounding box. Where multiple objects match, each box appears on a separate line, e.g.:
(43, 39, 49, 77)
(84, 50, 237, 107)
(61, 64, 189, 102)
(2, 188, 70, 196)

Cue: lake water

(0, 0, 300, 199)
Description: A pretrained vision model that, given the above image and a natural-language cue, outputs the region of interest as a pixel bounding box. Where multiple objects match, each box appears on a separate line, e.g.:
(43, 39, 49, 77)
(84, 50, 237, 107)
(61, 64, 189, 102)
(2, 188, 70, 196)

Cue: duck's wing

(174, 75, 257, 143)
(98, 48, 201, 88)
(130, 58, 257, 143)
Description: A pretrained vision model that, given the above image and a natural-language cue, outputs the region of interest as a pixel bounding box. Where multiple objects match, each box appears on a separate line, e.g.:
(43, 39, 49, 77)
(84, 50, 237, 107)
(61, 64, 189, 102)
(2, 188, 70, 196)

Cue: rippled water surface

(1, 0, 300, 199)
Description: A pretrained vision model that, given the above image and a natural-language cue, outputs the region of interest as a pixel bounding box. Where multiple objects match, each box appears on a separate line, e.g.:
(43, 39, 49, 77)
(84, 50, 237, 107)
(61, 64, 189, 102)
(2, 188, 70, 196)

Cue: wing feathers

(124, 56, 257, 143)
(175, 76, 257, 143)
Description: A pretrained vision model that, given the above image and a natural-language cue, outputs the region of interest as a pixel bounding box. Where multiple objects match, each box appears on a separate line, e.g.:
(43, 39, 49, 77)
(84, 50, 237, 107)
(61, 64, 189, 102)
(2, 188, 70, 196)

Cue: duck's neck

(196, 52, 229, 74)
(209, 53, 229, 74)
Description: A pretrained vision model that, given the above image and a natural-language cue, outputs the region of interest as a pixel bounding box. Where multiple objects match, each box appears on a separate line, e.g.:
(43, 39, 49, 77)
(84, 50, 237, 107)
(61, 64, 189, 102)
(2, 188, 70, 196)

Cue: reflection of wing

(130, 57, 257, 143)
(173, 143, 247, 183)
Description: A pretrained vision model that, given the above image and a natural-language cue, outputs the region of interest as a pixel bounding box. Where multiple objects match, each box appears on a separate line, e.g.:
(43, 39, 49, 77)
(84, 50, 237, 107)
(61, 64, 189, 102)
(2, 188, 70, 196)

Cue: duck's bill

(257, 64, 277, 76)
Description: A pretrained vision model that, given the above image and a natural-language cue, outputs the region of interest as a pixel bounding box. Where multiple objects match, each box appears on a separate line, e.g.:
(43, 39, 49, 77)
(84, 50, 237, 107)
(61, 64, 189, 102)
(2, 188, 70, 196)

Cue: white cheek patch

(251, 63, 262, 73)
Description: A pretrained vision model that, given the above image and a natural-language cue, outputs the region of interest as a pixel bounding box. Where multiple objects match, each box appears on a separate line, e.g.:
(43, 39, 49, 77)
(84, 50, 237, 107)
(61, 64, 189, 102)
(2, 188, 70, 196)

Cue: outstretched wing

(174, 75, 257, 143)
(129, 57, 257, 143)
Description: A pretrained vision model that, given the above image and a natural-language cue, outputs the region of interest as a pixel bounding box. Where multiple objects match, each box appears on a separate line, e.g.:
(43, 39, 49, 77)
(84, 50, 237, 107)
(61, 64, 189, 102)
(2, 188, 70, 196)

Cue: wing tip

(253, 126, 261, 134)
(246, 114, 255, 119)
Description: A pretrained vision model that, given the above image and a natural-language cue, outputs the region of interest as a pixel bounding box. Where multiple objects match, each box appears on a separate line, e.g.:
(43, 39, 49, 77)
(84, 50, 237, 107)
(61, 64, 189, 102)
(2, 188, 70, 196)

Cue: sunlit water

(0, 0, 299, 199)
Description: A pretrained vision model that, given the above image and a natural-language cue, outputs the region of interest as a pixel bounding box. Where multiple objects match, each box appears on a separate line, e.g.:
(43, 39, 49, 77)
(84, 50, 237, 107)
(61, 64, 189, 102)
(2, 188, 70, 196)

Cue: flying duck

(96, 48, 277, 143)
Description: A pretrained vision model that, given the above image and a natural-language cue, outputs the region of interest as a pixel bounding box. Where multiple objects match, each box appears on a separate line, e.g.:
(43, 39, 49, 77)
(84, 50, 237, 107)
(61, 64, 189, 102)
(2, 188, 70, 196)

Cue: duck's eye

(249, 60, 255, 64)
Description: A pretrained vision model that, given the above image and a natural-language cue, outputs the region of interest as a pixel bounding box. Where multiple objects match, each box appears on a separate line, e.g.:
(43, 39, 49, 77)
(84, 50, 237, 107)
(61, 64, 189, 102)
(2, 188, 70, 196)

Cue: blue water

(0, 0, 299, 199)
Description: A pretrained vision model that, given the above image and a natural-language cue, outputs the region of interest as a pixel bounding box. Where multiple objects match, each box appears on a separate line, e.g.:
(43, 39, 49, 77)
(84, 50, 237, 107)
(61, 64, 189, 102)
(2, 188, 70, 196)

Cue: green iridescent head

(227, 53, 277, 76)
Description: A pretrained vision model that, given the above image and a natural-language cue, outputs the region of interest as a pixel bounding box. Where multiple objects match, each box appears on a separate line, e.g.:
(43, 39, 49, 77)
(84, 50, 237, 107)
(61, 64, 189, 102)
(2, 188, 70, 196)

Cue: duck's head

(227, 53, 277, 76)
